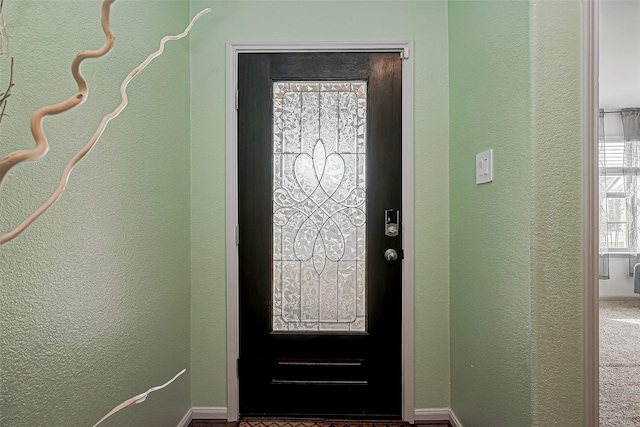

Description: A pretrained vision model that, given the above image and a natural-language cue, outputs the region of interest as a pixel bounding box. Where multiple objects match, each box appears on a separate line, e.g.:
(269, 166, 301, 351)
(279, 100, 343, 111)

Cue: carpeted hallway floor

(600, 299, 640, 426)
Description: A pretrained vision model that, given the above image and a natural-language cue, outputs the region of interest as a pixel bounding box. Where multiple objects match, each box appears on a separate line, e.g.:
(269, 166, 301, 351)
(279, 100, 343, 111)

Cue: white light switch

(476, 149, 493, 184)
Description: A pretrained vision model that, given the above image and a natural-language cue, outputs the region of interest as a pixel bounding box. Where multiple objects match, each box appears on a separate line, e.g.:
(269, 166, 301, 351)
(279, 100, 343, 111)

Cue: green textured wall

(448, 2, 533, 425)
(529, 1, 584, 425)
(0, 1, 192, 426)
(449, 1, 584, 426)
(0, 0, 587, 425)
(189, 0, 451, 409)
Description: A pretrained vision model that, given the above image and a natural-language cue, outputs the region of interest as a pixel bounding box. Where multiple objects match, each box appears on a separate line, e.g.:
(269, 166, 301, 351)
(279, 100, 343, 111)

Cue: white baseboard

(448, 409, 463, 427)
(176, 406, 228, 426)
(414, 408, 451, 421)
(192, 406, 229, 420)
(177, 408, 193, 427)
(414, 408, 462, 427)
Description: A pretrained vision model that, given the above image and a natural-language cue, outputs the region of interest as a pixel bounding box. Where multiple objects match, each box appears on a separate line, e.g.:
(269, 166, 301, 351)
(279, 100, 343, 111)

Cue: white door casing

(225, 40, 414, 422)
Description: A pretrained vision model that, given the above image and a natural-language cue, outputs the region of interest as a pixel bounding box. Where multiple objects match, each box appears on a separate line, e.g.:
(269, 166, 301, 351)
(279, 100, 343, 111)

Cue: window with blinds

(600, 137, 628, 251)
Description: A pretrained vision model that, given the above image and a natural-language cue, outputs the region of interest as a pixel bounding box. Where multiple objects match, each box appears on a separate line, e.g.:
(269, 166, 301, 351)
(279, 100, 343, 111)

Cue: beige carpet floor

(600, 299, 640, 426)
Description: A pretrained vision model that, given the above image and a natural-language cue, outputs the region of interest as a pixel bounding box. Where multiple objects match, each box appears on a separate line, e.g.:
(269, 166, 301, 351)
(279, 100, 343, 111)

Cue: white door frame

(225, 40, 415, 422)
(583, 0, 599, 426)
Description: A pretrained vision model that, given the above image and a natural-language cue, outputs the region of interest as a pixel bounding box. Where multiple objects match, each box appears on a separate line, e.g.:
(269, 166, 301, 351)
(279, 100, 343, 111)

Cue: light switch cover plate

(476, 149, 493, 184)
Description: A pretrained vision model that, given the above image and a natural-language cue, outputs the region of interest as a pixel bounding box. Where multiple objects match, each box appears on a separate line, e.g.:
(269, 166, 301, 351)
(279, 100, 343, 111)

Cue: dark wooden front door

(237, 52, 402, 419)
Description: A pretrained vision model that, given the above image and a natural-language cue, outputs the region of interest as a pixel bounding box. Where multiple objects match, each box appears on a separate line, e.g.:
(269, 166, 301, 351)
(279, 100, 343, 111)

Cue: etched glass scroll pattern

(272, 82, 367, 332)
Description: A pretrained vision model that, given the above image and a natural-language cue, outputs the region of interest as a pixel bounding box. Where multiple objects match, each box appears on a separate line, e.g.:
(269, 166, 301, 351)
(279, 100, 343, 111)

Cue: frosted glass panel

(273, 81, 367, 332)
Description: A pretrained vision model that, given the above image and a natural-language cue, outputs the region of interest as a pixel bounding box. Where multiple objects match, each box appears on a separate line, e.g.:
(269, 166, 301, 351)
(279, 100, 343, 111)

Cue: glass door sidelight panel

(272, 81, 367, 332)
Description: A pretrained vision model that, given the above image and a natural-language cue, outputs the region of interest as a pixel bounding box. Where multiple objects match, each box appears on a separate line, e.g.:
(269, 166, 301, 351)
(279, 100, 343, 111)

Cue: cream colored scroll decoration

(0, 2, 209, 424)
(0, 1, 211, 245)
(92, 369, 186, 427)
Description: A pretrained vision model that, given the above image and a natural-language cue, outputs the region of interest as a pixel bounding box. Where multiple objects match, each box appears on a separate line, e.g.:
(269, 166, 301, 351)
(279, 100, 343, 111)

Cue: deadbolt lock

(385, 209, 400, 237)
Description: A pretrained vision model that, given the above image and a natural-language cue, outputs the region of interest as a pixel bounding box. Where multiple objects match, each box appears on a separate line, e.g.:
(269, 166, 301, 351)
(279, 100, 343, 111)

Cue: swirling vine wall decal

(0, 2, 209, 423)
(0, 1, 211, 246)
(92, 369, 186, 427)
(0, 0, 116, 186)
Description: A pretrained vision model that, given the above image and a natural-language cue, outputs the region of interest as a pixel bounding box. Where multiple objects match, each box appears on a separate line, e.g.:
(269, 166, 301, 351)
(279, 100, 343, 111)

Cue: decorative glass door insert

(272, 81, 367, 332)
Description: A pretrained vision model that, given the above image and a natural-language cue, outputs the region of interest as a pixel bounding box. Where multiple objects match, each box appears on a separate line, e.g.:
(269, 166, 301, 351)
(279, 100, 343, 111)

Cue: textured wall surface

(448, 2, 533, 426)
(0, 1, 192, 426)
(0, 0, 588, 425)
(529, 1, 584, 425)
(449, 1, 585, 426)
(189, 0, 451, 409)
